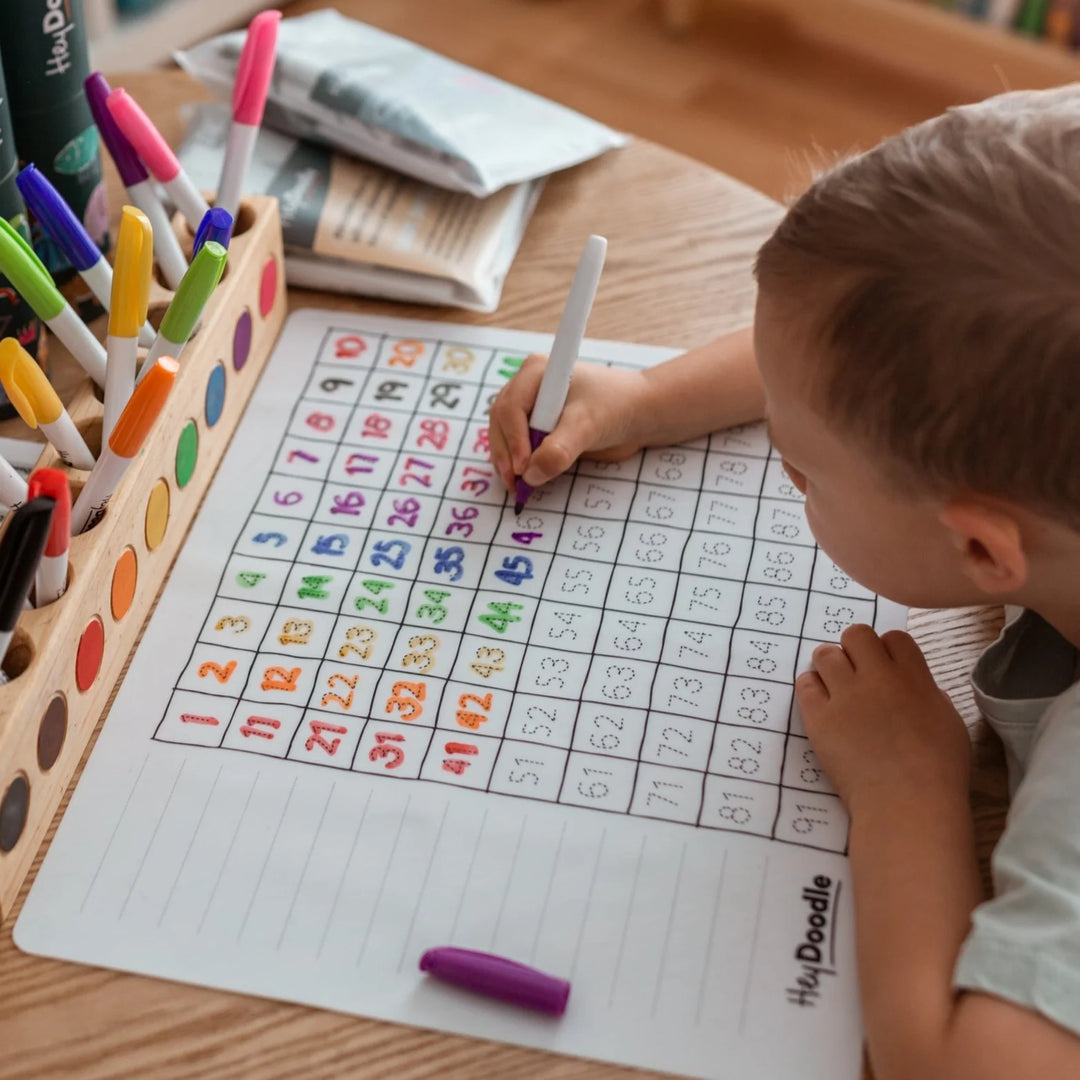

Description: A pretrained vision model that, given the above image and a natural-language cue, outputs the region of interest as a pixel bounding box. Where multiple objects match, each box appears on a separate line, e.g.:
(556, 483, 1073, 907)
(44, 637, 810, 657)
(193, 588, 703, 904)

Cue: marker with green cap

(137, 241, 227, 383)
(0, 217, 105, 386)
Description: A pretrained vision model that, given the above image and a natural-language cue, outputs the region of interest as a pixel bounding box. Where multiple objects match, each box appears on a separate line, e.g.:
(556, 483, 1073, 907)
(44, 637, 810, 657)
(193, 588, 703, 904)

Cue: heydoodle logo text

(785, 874, 839, 1008)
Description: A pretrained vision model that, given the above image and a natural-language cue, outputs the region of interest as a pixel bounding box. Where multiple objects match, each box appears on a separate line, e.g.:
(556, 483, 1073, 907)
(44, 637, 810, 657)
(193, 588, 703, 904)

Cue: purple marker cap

(513, 426, 547, 513)
(85, 72, 149, 187)
(17, 165, 101, 271)
(419, 946, 570, 1016)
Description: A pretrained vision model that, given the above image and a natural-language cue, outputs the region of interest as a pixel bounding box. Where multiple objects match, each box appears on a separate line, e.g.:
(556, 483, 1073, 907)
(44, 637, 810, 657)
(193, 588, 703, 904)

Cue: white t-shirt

(953, 608, 1080, 1035)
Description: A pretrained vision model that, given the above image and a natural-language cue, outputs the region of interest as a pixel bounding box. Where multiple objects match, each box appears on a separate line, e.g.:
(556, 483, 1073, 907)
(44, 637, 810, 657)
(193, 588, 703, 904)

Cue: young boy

(490, 87, 1080, 1079)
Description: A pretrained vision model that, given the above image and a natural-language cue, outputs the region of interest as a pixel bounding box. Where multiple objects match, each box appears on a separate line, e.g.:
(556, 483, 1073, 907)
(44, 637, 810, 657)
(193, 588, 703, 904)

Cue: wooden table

(0, 69, 1008, 1080)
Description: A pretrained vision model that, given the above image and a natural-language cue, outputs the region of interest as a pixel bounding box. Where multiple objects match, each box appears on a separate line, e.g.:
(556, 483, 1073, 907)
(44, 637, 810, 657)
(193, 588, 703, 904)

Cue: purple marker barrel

(419, 946, 570, 1015)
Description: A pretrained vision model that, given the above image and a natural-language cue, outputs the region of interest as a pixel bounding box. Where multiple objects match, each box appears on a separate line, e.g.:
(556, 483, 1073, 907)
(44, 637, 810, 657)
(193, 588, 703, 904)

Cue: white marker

(27, 469, 71, 606)
(0, 452, 28, 510)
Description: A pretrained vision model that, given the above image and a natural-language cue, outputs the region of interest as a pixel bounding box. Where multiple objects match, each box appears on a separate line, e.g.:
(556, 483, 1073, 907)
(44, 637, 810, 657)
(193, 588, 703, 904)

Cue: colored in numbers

(456, 691, 492, 729)
(441, 345, 475, 374)
(511, 531, 542, 545)
(344, 451, 379, 475)
(252, 532, 287, 547)
(442, 741, 479, 775)
(261, 666, 301, 693)
(389, 338, 424, 367)
(240, 714, 280, 740)
(236, 571, 265, 588)
(399, 456, 436, 487)
(273, 490, 302, 506)
(470, 646, 505, 679)
(286, 448, 320, 464)
(279, 618, 314, 645)
(459, 465, 492, 495)
(369, 731, 405, 769)
(493, 555, 533, 587)
(477, 600, 523, 634)
(180, 713, 219, 726)
(311, 533, 349, 557)
(387, 497, 421, 528)
(445, 505, 478, 537)
(339, 623, 377, 660)
(334, 334, 366, 359)
(417, 418, 450, 450)
(401, 634, 439, 673)
(298, 575, 332, 600)
(385, 679, 426, 720)
(415, 588, 451, 624)
(370, 538, 411, 570)
(472, 426, 490, 454)
(428, 382, 461, 409)
(306, 718, 347, 755)
(497, 355, 525, 380)
(321, 671, 359, 710)
(319, 377, 353, 394)
(306, 411, 335, 432)
(330, 490, 366, 516)
(375, 379, 408, 402)
(215, 615, 250, 633)
(354, 577, 394, 615)
(433, 545, 465, 582)
(360, 413, 392, 439)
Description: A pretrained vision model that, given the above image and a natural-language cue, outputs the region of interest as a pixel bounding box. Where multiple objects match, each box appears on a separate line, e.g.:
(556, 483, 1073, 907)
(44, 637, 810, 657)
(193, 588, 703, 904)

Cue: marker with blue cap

(17, 165, 155, 349)
(0, 217, 107, 387)
(192, 207, 234, 258)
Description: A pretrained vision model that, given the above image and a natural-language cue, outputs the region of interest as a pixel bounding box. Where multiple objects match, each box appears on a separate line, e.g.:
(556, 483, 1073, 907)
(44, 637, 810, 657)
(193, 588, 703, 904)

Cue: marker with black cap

(0, 494, 55, 683)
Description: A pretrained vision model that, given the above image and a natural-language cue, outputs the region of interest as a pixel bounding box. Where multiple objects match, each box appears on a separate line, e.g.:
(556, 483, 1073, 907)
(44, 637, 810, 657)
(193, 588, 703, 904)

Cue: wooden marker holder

(0, 195, 286, 921)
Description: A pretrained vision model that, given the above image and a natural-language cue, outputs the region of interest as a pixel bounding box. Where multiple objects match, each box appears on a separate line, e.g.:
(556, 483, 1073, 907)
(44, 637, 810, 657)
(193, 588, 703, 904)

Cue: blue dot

(205, 363, 226, 427)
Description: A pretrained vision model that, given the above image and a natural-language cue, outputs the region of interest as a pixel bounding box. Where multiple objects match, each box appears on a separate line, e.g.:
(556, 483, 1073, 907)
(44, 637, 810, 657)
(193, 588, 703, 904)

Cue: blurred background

(84, 0, 1080, 202)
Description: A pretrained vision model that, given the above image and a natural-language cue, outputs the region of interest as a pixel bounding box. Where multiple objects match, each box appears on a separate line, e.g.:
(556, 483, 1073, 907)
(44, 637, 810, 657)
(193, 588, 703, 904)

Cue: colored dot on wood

(205, 362, 226, 425)
(259, 255, 277, 318)
(37, 694, 67, 771)
(145, 480, 170, 551)
(111, 547, 138, 621)
(75, 616, 105, 693)
(176, 420, 198, 488)
(233, 310, 252, 372)
(0, 774, 29, 853)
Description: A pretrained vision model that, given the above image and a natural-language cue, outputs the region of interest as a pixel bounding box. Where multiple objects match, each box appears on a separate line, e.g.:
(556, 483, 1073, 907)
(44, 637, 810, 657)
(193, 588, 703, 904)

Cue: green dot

(175, 421, 198, 489)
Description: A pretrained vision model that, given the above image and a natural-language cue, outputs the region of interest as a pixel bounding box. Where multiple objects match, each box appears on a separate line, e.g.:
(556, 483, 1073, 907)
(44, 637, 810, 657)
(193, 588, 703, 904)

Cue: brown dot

(37, 694, 67, 772)
(0, 774, 29, 853)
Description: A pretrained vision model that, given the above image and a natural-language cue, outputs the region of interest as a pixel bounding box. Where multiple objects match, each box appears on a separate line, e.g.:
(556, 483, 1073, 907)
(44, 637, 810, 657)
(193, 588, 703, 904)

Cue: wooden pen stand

(0, 194, 286, 922)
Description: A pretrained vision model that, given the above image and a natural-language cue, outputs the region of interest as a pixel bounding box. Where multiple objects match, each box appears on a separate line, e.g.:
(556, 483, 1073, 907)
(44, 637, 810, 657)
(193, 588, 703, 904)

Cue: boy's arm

(800, 626, 1080, 1080)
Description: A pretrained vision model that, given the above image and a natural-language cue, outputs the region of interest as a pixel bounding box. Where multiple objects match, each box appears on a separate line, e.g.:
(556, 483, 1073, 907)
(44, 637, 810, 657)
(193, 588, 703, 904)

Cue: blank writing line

(695, 850, 728, 1026)
(277, 781, 336, 949)
(158, 764, 223, 927)
(570, 828, 607, 978)
(489, 816, 527, 950)
(448, 808, 488, 943)
(608, 834, 647, 1007)
(529, 820, 566, 964)
(316, 786, 372, 959)
(738, 856, 772, 1034)
(396, 799, 450, 972)
(651, 840, 688, 1016)
(238, 776, 298, 940)
(355, 793, 412, 967)
(197, 771, 260, 935)
(80, 752, 150, 914)
(119, 760, 187, 919)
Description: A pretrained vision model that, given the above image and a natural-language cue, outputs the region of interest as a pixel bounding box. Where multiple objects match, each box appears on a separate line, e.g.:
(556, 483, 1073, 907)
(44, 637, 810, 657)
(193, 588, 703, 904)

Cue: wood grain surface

(0, 68, 1008, 1080)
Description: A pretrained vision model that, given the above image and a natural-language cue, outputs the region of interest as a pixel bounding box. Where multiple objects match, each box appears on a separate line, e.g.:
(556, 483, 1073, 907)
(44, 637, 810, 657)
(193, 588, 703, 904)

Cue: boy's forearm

(638, 327, 763, 447)
(850, 789, 981, 1080)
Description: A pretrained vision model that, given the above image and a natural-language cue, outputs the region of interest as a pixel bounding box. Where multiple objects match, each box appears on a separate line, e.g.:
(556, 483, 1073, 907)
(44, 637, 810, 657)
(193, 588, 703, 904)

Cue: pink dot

(259, 256, 278, 318)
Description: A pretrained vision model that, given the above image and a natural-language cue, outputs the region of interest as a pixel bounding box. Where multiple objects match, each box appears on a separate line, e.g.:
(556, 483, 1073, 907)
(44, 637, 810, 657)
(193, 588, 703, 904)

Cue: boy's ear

(939, 500, 1028, 595)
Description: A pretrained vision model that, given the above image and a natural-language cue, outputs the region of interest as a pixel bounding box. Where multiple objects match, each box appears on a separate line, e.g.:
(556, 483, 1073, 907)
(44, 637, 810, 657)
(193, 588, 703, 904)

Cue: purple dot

(233, 310, 252, 372)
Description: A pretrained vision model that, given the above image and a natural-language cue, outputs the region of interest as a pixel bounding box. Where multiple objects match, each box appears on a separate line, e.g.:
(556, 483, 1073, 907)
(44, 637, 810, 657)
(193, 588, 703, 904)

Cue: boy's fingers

(880, 629, 925, 668)
(521, 406, 599, 486)
(839, 623, 882, 668)
(795, 670, 829, 708)
(811, 643, 853, 685)
(487, 423, 516, 492)
(490, 355, 547, 473)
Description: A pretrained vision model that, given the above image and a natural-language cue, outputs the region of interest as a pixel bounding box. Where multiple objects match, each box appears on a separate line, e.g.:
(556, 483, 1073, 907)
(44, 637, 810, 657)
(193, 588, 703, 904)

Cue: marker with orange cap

(106, 88, 210, 232)
(71, 357, 178, 535)
(27, 468, 70, 605)
(0, 338, 95, 470)
(104, 206, 153, 442)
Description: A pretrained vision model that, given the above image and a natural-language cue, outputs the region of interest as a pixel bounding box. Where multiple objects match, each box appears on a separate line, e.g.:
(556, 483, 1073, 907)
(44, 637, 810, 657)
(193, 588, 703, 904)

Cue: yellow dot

(145, 479, 170, 550)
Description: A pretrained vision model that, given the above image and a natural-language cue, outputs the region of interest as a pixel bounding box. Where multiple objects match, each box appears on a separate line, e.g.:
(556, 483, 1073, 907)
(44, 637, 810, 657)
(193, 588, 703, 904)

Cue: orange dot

(111, 547, 138, 620)
(145, 480, 170, 550)
(75, 617, 105, 693)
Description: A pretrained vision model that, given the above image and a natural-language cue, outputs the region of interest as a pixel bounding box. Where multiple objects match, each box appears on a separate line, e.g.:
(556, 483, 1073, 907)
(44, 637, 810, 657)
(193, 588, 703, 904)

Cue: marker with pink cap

(106, 87, 211, 232)
(216, 10, 281, 222)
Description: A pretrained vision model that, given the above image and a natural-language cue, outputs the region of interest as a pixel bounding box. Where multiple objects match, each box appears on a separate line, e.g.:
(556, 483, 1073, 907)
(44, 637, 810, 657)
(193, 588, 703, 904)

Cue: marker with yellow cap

(0, 338, 95, 470)
(71, 357, 178, 535)
(104, 206, 153, 442)
(0, 217, 107, 387)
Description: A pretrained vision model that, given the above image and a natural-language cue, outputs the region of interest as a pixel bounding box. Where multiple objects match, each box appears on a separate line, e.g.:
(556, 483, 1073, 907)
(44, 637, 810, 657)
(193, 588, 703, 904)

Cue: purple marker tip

(513, 426, 547, 515)
(85, 72, 149, 187)
(419, 946, 570, 1016)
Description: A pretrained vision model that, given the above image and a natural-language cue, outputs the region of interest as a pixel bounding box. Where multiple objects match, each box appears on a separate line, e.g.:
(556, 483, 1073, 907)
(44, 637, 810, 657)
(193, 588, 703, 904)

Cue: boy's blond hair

(755, 86, 1080, 528)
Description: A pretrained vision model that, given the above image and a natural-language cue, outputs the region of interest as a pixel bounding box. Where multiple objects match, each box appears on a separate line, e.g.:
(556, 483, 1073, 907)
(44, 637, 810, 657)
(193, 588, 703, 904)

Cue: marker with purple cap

(419, 946, 570, 1015)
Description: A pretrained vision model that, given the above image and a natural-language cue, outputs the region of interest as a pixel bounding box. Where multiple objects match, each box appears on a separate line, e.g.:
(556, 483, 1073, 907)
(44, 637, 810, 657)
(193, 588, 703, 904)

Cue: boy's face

(754, 297, 983, 608)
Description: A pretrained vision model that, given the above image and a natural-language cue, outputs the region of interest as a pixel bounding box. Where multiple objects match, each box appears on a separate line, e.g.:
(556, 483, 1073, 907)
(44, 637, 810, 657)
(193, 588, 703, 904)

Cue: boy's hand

(796, 625, 970, 814)
(488, 355, 650, 492)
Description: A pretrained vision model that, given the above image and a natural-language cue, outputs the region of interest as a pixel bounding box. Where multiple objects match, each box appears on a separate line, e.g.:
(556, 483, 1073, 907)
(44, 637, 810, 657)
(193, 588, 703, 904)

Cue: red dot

(259, 256, 278, 318)
(75, 616, 105, 692)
